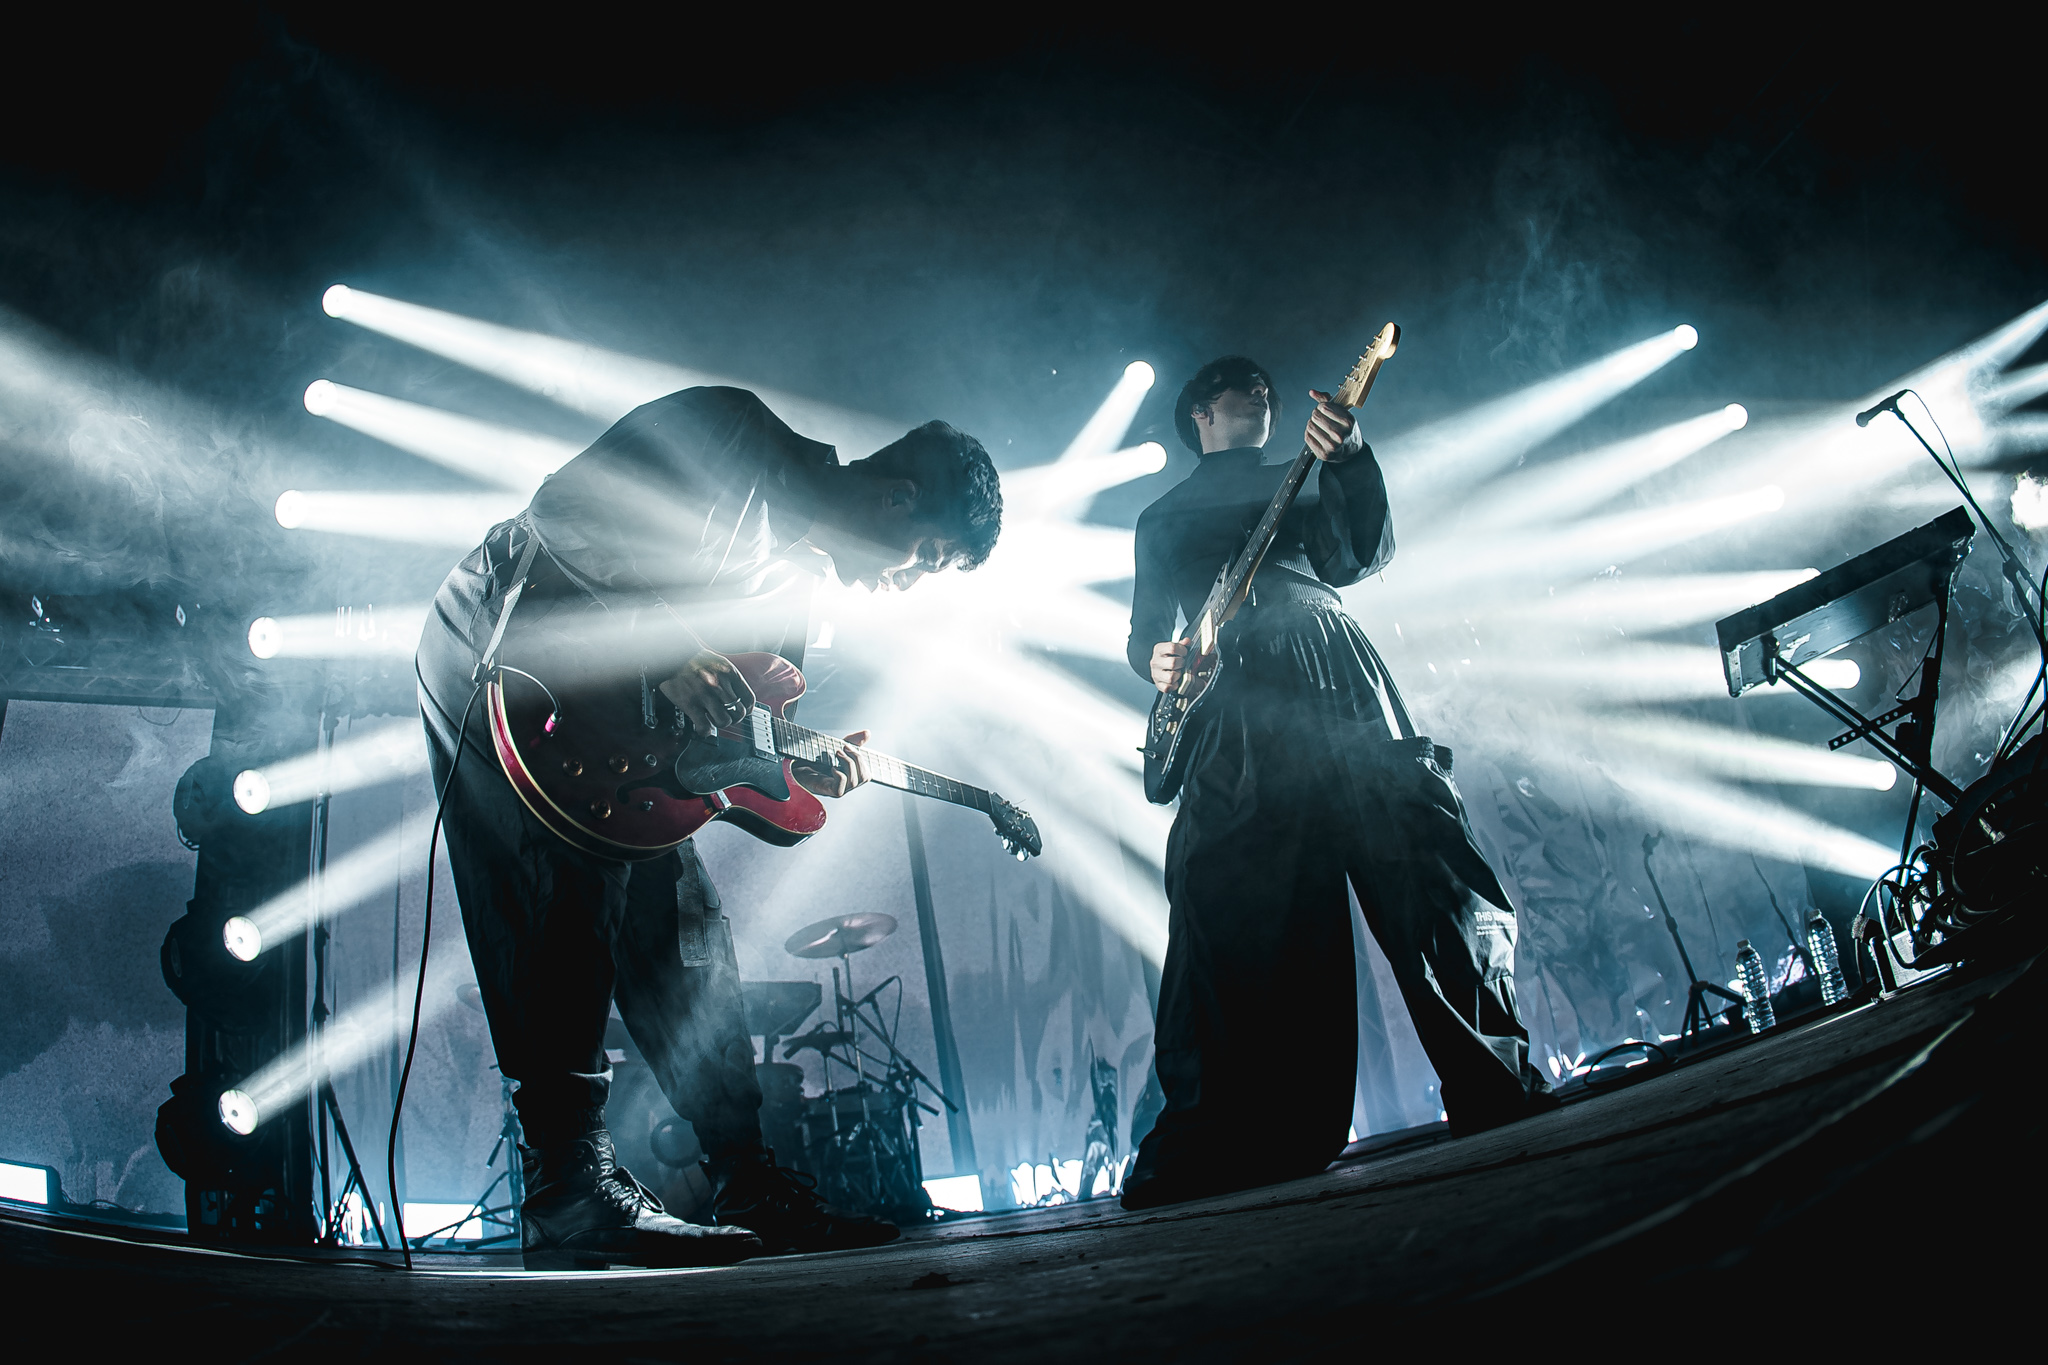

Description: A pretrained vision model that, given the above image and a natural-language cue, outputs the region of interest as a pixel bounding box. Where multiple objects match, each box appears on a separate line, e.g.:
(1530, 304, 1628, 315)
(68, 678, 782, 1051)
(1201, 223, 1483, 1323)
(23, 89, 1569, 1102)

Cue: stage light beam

(1057, 361, 1157, 461)
(233, 719, 429, 813)
(302, 380, 578, 490)
(1004, 443, 1168, 519)
(1376, 485, 1786, 607)
(318, 284, 904, 456)
(243, 819, 430, 950)
(236, 951, 471, 1128)
(273, 490, 526, 545)
(1461, 404, 1751, 531)
(1591, 713, 1897, 790)
(1381, 324, 1701, 508)
(247, 605, 429, 660)
(1606, 768, 1897, 880)
(1516, 570, 1820, 633)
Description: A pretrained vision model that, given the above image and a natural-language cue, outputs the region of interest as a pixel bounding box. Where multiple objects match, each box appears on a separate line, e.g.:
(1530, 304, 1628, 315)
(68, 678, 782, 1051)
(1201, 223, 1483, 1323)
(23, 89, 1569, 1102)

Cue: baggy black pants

(418, 677, 763, 1155)
(1134, 608, 1550, 1193)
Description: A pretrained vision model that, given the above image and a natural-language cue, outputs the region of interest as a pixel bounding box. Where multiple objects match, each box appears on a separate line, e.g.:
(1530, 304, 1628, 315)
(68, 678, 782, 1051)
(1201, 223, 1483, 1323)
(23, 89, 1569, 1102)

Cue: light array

(234, 287, 2048, 1084)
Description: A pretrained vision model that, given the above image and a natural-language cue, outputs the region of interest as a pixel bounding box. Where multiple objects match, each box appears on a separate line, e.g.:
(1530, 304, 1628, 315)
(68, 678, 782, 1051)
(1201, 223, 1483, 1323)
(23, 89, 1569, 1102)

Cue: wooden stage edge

(7, 953, 2042, 1358)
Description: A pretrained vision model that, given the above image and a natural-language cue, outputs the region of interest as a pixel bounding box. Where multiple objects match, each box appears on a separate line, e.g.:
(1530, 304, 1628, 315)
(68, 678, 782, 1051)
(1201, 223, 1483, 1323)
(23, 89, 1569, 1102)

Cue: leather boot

(521, 1129, 763, 1270)
(705, 1145, 900, 1255)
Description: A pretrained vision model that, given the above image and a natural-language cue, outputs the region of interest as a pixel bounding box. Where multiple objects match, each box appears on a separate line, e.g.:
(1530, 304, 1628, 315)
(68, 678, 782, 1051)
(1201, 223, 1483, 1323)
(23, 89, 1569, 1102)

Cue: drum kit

(450, 911, 961, 1227)
(772, 910, 961, 1220)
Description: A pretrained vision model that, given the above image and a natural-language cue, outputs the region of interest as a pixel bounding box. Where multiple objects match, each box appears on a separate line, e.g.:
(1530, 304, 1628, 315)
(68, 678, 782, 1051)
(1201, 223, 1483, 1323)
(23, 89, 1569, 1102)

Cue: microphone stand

(1869, 395, 2044, 643)
(1644, 834, 1745, 1043)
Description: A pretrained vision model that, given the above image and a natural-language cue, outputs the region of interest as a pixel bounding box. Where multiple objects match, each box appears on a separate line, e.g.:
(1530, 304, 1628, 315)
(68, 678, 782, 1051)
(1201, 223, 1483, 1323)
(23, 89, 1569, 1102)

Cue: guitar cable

(387, 674, 484, 1271)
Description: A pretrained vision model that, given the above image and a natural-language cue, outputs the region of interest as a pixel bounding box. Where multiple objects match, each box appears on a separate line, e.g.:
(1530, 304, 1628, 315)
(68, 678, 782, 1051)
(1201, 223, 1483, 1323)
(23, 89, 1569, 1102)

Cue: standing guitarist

(416, 386, 1002, 1267)
(1122, 356, 1553, 1210)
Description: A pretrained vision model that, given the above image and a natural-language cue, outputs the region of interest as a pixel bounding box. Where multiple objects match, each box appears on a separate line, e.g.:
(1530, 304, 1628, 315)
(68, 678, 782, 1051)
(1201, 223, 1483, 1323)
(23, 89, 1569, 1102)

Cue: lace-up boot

(705, 1146, 900, 1255)
(520, 1129, 764, 1270)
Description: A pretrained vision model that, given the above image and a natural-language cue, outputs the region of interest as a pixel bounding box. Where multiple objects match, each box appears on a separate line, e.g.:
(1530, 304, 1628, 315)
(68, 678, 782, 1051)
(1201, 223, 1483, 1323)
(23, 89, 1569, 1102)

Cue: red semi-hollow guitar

(487, 650, 1041, 862)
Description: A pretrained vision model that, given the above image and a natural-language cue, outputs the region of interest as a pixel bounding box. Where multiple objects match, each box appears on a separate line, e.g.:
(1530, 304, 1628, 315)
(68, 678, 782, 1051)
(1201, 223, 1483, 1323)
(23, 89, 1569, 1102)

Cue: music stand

(1643, 833, 1746, 1042)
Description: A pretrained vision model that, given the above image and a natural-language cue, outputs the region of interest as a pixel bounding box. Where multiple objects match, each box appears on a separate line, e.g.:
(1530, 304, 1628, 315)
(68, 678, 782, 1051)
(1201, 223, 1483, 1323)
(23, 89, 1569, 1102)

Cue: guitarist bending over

(1122, 357, 1553, 1209)
(417, 386, 1001, 1267)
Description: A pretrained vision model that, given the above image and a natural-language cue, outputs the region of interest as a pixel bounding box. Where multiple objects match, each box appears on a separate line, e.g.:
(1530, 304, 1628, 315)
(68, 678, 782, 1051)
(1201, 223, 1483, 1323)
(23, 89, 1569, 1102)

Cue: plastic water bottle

(1806, 912, 1847, 1006)
(1736, 939, 1776, 1033)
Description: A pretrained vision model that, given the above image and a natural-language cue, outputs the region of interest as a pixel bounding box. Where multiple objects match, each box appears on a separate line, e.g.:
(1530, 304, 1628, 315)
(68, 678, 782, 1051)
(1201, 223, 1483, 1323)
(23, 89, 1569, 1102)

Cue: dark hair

(854, 420, 1003, 568)
(1173, 356, 1280, 454)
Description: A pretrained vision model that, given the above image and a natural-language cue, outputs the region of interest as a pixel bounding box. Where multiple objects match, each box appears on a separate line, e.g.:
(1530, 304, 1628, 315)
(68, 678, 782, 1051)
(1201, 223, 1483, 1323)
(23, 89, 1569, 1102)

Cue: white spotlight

(274, 490, 307, 529)
(321, 285, 352, 318)
(247, 617, 282, 659)
(233, 770, 273, 815)
(223, 916, 262, 963)
(218, 1089, 259, 1136)
(1724, 403, 1748, 429)
(1802, 658, 1860, 690)
(302, 379, 338, 416)
(1124, 360, 1155, 386)
(1674, 324, 1699, 350)
(2014, 473, 2048, 533)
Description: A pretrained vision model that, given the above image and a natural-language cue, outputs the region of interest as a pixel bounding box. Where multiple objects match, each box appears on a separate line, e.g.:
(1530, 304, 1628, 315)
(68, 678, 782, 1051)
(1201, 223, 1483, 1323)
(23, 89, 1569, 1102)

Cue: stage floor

(7, 953, 2040, 1357)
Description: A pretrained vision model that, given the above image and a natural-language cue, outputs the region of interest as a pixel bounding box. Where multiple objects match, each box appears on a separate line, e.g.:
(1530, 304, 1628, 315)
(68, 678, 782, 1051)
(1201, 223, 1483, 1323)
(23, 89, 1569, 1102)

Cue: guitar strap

(474, 513, 542, 682)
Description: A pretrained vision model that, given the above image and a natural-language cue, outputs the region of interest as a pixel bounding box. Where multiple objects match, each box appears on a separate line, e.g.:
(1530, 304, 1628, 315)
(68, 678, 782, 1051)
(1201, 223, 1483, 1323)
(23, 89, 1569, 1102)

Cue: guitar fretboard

(1205, 444, 1319, 626)
(768, 715, 993, 814)
(1192, 328, 1397, 641)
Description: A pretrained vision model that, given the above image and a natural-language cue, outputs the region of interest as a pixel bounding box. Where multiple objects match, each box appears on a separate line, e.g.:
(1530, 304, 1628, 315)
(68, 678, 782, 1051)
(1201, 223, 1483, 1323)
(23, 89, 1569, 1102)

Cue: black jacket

(1125, 434, 1392, 680)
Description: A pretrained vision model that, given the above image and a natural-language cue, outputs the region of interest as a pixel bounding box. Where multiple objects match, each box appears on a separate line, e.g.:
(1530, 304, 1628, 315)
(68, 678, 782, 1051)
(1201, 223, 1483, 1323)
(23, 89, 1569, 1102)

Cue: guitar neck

(1189, 324, 1400, 642)
(768, 715, 992, 814)
(1196, 444, 1320, 636)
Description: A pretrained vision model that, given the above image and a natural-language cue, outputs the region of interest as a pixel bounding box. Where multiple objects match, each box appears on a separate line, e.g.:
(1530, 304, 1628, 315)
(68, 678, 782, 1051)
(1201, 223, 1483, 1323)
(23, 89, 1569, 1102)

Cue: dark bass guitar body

(1139, 322, 1402, 807)
(1142, 625, 1230, 805)
(488, 651, 823, 860)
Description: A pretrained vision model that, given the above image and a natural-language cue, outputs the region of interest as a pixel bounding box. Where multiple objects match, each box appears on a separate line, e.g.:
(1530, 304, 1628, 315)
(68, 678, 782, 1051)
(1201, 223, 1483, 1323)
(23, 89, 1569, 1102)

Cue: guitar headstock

(1333, 322, 1401, 409)
(989, 795, 1043, 860)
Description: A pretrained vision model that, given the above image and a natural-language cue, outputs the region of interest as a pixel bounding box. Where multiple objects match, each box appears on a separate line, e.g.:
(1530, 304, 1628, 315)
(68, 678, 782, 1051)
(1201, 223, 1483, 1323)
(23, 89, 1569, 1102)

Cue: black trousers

(418, 674, 763, 1156)
(1135, 604, 1549, 1191)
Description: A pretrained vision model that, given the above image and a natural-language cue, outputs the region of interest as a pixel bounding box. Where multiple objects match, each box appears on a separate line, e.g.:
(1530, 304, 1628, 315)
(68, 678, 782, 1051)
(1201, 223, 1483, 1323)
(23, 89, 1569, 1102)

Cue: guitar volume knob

(589, 799, 612, 819)
(562, 759, 584, 777)
(607, 755, 631, 775)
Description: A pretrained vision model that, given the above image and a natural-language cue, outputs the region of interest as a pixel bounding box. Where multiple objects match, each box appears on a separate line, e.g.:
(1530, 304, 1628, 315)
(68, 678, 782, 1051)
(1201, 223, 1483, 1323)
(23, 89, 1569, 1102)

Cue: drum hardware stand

(781, 912, 946, 1216)
(1643, 833, 1745, 1043)
(831, 959, 886, 1200)
(407, 1072, 523, 1250)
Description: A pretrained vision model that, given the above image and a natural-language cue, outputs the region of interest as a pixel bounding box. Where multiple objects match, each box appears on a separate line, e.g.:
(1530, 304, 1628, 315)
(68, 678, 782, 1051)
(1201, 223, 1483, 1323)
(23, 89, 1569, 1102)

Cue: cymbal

(784, 911, 898, 959)
(781, 1027, 855, 1058)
